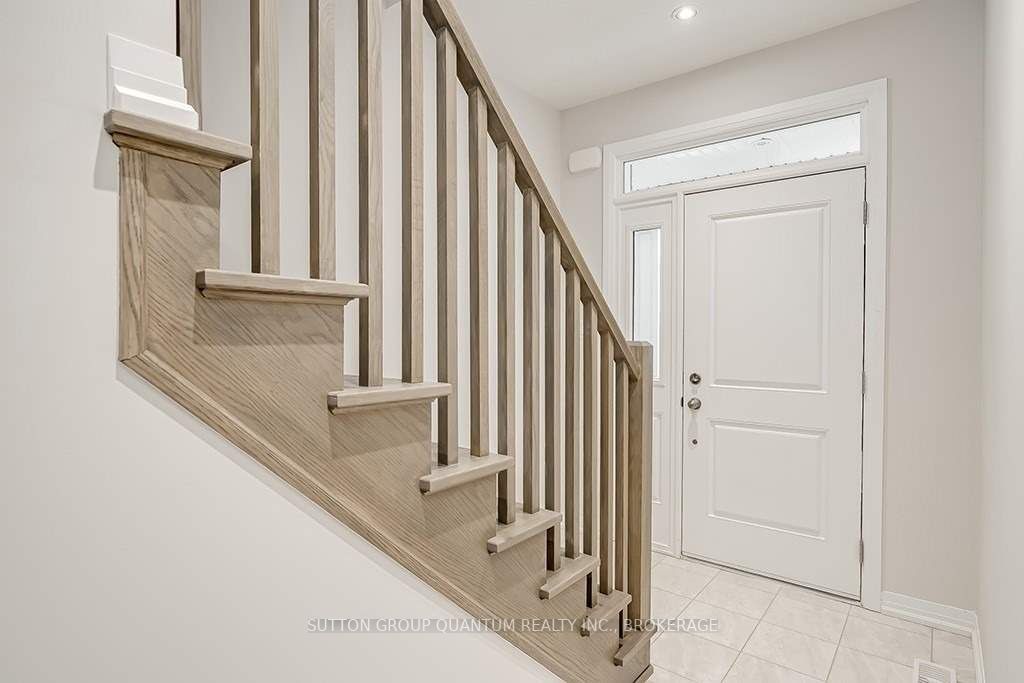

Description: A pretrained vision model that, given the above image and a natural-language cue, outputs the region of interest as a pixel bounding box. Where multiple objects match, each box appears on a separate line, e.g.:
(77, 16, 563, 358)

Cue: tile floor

(648, 553, 976, 682)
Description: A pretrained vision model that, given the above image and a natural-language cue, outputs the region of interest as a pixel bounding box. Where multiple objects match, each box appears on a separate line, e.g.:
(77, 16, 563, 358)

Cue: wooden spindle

(250, 0, 280, 274)
(627, 342, 654, 624)
(615, 359, 630, 593)
(176, 0, 202, 128)
(582, 299, 601, 606)
(564, 269, 582, 558)
(468, 87, 489, 456)
(435, 26, 458, 464)
(545, 231, 564, 571)
(309, 0, 335, 280)
(599, 331, 615, 595)
(357, 0, 383, 387)
(497, 142, 517, 523)
(522, 190, 542, 513)
(401, 0, 423, 383)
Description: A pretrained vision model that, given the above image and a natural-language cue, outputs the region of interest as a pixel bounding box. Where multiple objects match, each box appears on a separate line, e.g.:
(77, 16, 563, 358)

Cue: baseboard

(880, 591, 984, 682)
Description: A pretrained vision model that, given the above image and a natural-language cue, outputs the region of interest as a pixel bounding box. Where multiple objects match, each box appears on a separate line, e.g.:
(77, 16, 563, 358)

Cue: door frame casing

(601, 80, 888, 610)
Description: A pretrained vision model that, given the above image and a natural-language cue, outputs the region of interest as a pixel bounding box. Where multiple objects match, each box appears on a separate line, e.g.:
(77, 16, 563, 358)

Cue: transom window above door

(623, 113, 861, 193)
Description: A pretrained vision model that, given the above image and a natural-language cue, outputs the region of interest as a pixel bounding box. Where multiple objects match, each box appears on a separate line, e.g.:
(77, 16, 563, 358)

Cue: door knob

(687, 397, 702, 411)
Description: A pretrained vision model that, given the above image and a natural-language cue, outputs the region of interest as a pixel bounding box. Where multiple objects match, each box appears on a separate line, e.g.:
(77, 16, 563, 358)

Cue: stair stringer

(112, 134, 650, 681)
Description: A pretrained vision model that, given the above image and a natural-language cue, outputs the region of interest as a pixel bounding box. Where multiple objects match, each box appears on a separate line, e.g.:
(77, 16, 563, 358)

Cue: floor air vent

(914, 659, 956, 683)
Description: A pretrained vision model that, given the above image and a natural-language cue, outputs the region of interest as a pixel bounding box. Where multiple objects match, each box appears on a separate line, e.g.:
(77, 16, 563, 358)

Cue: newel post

(626, 342, 654, 624)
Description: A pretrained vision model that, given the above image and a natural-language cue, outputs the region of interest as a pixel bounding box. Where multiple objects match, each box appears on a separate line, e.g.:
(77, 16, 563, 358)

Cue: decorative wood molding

(104, 110, 250, 169)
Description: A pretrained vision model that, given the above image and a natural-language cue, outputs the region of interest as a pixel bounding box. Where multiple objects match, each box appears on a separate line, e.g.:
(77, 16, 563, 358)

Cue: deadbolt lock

(689, 372, 702, 385)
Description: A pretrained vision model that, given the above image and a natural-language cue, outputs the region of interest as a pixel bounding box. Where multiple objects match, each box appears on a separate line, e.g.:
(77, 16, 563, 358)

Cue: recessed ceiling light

(672, 6, 697, 21)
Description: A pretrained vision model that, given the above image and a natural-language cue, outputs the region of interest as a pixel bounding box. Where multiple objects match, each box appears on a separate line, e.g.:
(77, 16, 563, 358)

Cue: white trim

(881, 591, 986, 683)
(601, 79, 888, 610)
(880, 591, 976, 636)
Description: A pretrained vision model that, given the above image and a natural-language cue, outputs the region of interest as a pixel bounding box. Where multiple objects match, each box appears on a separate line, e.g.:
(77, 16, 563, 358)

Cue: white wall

(0, 1, 554, 680)
(559, 0, 984, 611)
(979, 0, 1024, 678)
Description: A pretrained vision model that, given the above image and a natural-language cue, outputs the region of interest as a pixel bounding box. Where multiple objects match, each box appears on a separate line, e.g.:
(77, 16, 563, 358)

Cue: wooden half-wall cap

(328, 380, 450, 413)
(487, 509, 562, 554)
(539, 553, 598, 600)
(580, 590, 631, 637)
(197, 269, 368, 306)
(104, 109, 251, 170)
(419, 451, 512, 496)
(613, 623, 657, 667)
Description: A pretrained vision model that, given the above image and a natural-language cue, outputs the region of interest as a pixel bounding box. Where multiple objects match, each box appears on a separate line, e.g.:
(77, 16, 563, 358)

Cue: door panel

(682, 169, 865, 597)
(616, 201, 677, 554)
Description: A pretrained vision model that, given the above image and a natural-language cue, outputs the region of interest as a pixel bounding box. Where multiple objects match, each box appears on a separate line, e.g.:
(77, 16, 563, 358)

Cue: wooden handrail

(420, 0, 640, 379)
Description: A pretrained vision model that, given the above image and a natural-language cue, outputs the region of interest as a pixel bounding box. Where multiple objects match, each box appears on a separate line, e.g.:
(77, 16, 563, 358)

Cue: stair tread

(419, 451, 512, 495)
(580, 590, 632, 636)
(197, 269, 369, 306)
(328, 378, 450, 413)
(613, 623, 658, 667)
(539, 553, 599, 600)
(487, 509, 562, 554)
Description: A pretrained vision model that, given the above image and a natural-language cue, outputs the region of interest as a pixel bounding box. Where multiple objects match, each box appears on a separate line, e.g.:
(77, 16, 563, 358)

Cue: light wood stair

(580, 590, 632, 636)
(197, 269, 369, 305)
(540, 553, 599, 600)
(419, 450, 512, 495)
(328, 379, 450, 413)
(487, 508, 562, 554)
(614, 624, 658, 667)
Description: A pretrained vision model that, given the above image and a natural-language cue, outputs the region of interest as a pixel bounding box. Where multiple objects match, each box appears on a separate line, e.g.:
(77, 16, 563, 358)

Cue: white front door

(681, 169, 866, 597)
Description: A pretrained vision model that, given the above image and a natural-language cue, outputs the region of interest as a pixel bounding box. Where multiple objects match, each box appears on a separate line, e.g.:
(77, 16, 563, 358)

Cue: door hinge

(859, 539, 865, 566)
(863, 200, 869, 226)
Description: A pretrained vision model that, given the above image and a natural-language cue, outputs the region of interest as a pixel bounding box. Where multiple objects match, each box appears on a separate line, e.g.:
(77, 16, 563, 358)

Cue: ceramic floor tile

(846, 606, 930, 636)
(652, 630, 740, 683)
(678, 600, 759, 650)
(652, 666, 696, 682)
(696, 574, 777, 619)
(723, 654, 819, 683)
(716, 569, 783, 594)
(762, 594, 849, 643)
(742, 621, 837, 679)
(778, 585, 852, 615)
(652, 587, 692, 622)
(653, 552, 669, 568)
(661, 556, 721, 579)
(826, 646, 913, 683)
(839, 615, 931, 667)
(654, 561, 719, 598)
(932, 630, 975, 682)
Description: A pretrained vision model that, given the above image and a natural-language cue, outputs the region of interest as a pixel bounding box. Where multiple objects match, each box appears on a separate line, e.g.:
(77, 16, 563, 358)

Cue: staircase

(106, 1, 655, 680)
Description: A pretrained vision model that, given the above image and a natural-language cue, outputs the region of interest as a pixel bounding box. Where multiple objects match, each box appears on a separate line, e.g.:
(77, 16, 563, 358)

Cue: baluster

(522, 190, 542, 513)
(357, 0, 383, 386)
(615, 359, 630, 594)
(545, 231, 564, 571)
(309, 0, 335, 280)
(497, 142, 517, 522)
(468, 87, 489, 456)
(250, 0, 280, 274)
(401, 0, 423, 383)
(599, 331, 615, 595)
(435, 26, 458, 464)
(565, 270, 582, 558)
(176, 0, 202, 127)
(582, 299, 600, 606)
(627, 342, 654, 624)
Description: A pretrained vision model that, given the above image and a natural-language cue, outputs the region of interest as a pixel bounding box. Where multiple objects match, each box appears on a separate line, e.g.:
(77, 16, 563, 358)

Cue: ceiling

(451, 0, 921, 110)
